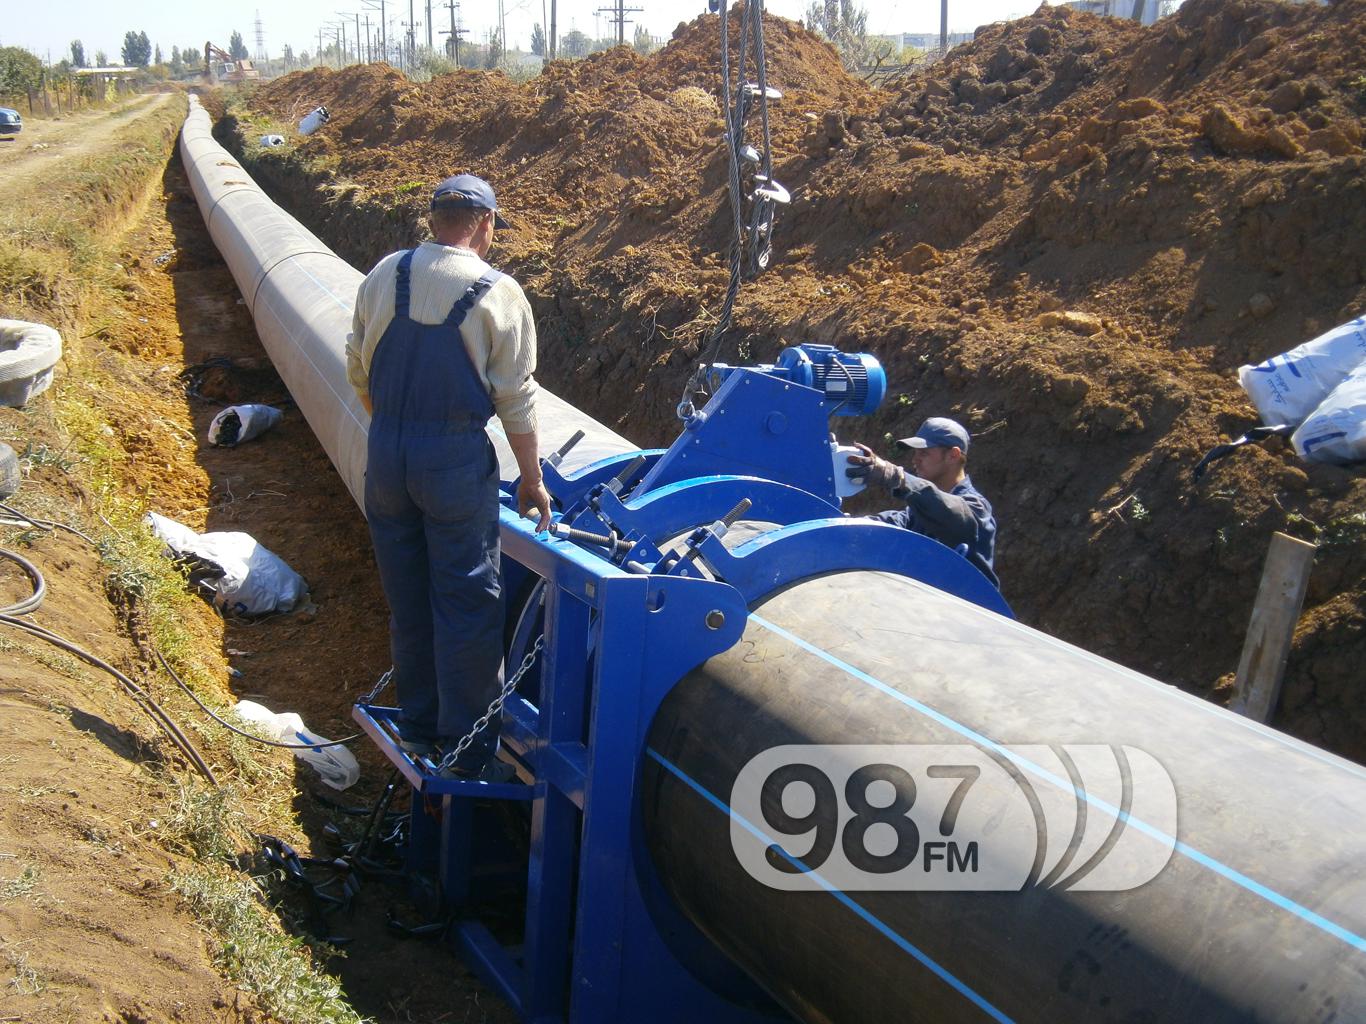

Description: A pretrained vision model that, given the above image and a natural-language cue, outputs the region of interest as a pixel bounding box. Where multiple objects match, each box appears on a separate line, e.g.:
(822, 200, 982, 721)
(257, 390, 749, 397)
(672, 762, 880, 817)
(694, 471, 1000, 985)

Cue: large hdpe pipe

(180, 100, 1366, 1024)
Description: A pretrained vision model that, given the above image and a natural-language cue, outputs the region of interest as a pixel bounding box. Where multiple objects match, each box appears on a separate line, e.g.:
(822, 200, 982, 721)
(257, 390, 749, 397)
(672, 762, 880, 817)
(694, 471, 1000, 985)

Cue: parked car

(0, 107, 21, 138)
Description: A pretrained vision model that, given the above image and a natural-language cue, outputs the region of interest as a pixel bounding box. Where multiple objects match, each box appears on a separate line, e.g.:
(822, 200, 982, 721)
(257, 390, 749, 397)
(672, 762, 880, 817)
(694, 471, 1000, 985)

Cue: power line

(595, 0, 642, 47)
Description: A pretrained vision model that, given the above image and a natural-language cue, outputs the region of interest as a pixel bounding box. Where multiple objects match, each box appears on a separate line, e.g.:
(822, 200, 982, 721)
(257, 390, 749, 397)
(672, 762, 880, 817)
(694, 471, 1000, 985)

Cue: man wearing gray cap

(846, 416, 999, 588)
(347, 173, 551, 779)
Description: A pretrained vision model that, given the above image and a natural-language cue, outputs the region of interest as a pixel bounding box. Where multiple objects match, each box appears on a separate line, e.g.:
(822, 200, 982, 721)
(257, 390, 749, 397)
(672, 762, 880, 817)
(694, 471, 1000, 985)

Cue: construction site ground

(236, 0, 1365, 759)
(1, 97, 510, 1023)
(0, 0, 1363, 1019)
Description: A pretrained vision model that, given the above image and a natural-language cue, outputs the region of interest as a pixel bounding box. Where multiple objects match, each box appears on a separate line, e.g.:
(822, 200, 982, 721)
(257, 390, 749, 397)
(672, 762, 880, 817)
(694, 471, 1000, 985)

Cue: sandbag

(146, 511, 309, 615)
(1238, 314, 1366, 428)
(232, 700, 360, 790)
(298, 106, 330, 135)
(208, 404, 283, 447)
(1292, 365, 1366, 465)
(0, 319, 62, 408)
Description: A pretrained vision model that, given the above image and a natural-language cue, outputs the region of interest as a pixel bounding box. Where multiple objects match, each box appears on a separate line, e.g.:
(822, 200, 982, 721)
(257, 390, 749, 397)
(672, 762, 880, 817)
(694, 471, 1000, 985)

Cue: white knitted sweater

(346, 241, 539, 434)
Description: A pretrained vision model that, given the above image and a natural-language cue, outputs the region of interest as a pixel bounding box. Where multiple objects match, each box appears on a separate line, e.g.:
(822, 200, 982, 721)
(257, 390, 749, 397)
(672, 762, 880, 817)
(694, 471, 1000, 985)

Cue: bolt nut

(705, 610, 725, 630)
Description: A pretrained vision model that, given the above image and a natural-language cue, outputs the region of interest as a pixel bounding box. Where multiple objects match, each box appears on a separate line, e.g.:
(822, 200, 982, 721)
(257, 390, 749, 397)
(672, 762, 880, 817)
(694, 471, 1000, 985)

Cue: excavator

(204, 42, 261, 84)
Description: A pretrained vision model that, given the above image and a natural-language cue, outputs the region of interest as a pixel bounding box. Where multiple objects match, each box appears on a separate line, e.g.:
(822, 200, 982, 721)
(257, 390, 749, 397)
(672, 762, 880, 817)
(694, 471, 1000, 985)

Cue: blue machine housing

(705, 344, 886, 417)
(353, 346, 1009, 1023)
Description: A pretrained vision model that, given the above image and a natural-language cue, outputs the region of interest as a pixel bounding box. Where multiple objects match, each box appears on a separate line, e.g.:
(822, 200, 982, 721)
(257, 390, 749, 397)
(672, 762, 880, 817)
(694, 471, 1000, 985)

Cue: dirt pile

(242, 0, 1366, 760)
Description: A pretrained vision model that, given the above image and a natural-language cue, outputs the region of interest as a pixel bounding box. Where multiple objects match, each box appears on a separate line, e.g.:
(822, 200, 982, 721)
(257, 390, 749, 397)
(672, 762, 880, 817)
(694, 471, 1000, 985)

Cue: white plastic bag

(233, 700, 360, 790)
(208, 403, 283, 447)
(1292, 365, 1366, 464)
(298, 105, 330, 136)
(146, 511, 309, 615)
(1238, 314, 1366, 428)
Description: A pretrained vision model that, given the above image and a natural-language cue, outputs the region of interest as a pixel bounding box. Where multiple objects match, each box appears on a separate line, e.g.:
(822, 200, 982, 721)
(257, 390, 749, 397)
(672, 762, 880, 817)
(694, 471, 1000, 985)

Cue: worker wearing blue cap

(847, 417, 999, 588)
(347, 173, 551, 779)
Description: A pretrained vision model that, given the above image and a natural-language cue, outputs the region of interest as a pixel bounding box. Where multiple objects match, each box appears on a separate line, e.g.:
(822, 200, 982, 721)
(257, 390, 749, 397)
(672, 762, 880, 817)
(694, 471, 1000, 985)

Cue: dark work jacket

(872, 473, 999, 589)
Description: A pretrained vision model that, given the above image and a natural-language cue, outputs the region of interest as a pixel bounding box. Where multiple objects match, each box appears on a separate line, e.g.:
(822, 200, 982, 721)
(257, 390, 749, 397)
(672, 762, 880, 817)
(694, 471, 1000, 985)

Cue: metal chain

(435, 635, 545, 775)
(358, 666, 394, 706)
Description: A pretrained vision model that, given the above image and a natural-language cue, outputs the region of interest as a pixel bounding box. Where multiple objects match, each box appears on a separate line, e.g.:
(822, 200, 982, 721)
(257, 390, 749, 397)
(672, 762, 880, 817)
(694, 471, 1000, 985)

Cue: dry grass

(0, 94, 363, 1024)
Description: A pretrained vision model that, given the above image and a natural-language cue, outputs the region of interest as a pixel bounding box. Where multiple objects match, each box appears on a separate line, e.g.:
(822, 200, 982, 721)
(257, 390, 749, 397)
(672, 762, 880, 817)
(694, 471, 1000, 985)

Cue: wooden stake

(1230, 531, 1316, 723)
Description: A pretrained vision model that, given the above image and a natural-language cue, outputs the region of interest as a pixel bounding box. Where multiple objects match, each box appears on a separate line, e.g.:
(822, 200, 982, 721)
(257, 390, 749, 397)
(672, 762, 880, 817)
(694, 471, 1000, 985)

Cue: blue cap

(431, 174, 509, 229)
(896, 417, 970, 453)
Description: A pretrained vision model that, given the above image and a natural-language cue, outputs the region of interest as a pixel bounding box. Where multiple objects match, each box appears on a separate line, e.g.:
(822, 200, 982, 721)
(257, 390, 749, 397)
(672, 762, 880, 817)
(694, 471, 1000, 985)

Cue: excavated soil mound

(243, 0, 1366, 761)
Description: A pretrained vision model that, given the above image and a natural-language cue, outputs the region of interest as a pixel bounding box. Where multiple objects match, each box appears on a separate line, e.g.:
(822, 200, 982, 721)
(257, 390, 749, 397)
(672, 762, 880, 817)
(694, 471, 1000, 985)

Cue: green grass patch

(170, 868, 365, 1024)
(0, 93, 361, 1022)
(0, 864, 40, 902)
(0, 95, 186, 329)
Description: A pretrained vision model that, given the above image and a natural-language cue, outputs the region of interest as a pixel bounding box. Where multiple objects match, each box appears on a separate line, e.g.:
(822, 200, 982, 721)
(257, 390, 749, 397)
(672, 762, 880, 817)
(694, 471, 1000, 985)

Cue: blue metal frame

(639, 370, 845, 504)
(353, 347, 1012, 1023)
(356, 508, 789, 1022)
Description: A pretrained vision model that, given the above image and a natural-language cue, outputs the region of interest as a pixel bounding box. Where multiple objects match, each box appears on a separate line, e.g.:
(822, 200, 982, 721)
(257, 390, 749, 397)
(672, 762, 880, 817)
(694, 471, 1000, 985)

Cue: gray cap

(895, 417, 970, 453)
(431, 173, 509, 229)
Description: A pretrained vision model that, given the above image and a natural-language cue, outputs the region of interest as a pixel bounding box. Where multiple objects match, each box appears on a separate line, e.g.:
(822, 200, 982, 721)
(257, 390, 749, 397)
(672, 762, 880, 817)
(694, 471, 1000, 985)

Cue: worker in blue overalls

(347, 174, 552, 778)
(846, 416, 1000, 589)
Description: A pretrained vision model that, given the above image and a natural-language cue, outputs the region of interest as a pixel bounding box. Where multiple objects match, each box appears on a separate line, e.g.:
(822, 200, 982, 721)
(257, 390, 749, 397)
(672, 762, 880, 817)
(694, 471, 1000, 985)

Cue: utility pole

(363, 0, 386, 63)
(318, 27, 324, 65)
(426, 0, 434, 51)
(940, 0, 948, 54)
(596, 0, 642, 47)
(336, 15, 349, 63)
(408, 0, 416, 69)
(550, 0, 557, 59)
(364, 15, 372, 61)
(440, 0, 467, 65)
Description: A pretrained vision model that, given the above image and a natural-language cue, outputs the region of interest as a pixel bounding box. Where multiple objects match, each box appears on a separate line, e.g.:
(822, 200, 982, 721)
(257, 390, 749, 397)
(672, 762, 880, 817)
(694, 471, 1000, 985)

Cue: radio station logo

(729, 745, 1176, 892)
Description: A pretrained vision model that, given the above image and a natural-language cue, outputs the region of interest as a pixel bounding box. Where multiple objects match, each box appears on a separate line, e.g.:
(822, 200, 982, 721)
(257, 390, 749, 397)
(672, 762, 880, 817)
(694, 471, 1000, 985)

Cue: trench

(177, 97, 1366, 1024)
(158, 133, 518, 1023)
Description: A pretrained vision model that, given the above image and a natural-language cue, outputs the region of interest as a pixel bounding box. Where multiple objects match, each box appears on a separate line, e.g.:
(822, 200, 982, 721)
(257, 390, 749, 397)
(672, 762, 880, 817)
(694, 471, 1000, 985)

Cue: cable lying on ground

(155, 649, 364, 750)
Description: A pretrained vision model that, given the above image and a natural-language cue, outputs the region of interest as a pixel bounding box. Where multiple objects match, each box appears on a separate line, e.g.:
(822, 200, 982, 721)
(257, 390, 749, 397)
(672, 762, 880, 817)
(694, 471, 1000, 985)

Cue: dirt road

(0, 94, 168, 186)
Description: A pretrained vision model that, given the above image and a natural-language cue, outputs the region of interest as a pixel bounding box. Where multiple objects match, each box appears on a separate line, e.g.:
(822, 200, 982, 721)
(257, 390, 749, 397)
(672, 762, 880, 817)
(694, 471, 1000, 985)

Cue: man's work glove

(845, 442, 905, 492)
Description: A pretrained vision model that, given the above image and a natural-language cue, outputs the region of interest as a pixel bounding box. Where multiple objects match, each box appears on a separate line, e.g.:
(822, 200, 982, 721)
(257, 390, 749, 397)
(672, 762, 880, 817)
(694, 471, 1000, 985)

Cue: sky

(7, 0, 1047, 65)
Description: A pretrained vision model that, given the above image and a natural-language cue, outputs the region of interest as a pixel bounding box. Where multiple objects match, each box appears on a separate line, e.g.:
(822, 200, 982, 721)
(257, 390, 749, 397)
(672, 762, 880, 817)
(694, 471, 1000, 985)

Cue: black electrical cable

(0, 546, 46, 616)
(4, 512, 362, 776)
(3, 538, 217, 783)
(155, 649, 365, 750)
(0, 500, 98, 546)
(0, 606, 219, 786)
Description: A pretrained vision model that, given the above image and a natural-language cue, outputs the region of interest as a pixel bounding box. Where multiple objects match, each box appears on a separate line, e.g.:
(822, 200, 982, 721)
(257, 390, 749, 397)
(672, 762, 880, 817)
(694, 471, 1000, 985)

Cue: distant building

(1060, 0, 1161, 26)
(901, 32, 974, 50)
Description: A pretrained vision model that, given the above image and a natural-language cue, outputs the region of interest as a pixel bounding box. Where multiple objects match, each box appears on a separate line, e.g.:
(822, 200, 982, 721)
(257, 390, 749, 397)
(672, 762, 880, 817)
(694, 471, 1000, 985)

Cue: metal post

(940, 0, 948, 53)
(426, 0, 434, 51)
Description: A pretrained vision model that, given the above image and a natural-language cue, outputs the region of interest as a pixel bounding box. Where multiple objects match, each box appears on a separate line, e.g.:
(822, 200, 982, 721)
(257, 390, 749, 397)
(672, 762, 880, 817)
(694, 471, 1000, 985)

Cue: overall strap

(393, 249, 417, 319)
(442, 269, 506, 330)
